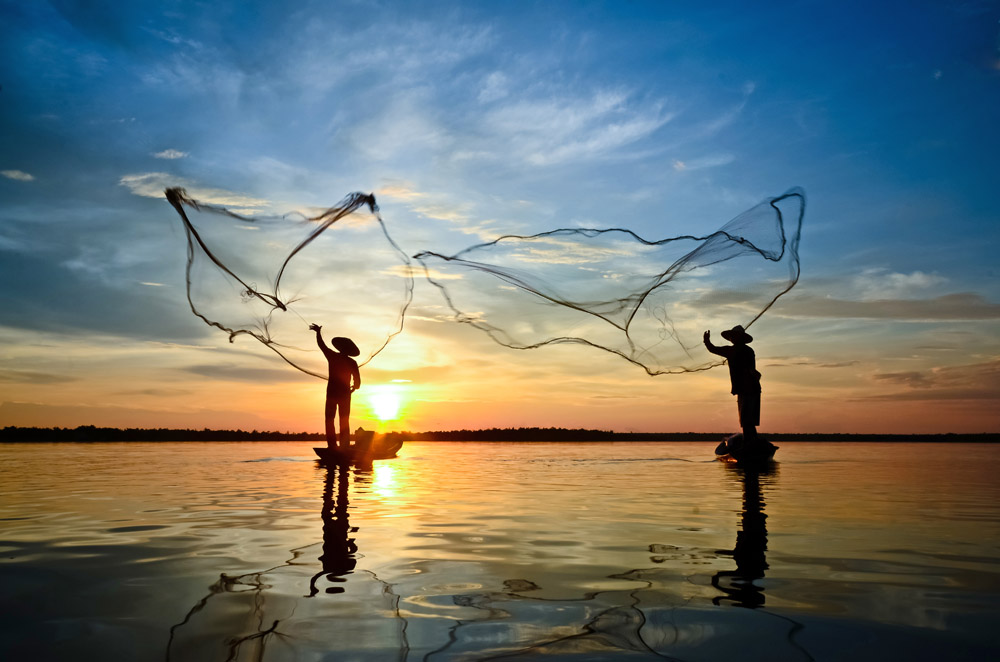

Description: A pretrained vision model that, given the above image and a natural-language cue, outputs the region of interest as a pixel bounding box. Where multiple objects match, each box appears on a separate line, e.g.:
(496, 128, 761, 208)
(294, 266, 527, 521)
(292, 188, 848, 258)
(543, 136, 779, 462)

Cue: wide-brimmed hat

(332, 337, 360, 356)
(720, 325, 753, 344)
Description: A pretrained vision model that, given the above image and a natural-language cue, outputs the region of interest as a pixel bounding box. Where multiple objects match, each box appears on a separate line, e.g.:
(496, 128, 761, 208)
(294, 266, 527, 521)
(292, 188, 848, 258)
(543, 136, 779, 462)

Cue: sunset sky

(2, 0, 998, 434)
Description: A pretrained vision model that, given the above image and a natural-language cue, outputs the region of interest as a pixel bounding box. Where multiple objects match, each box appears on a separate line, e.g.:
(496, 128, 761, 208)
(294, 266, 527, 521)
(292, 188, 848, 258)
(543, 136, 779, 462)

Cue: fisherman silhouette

(310, 324, 361, 448)
(704, 325, 762, 445)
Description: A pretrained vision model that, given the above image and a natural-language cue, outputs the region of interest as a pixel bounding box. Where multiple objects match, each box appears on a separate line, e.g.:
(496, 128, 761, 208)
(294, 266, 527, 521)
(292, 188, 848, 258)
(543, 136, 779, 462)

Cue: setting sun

(366, 385, 403, 422)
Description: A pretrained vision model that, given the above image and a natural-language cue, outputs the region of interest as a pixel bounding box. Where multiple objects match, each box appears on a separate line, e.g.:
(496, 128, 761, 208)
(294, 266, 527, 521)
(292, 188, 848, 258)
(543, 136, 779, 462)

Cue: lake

(1, 441, 998, 661)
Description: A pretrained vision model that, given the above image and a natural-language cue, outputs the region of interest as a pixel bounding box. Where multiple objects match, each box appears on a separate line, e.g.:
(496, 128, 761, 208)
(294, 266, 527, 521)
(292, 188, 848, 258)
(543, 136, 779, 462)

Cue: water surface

(1, 441, 998, 661)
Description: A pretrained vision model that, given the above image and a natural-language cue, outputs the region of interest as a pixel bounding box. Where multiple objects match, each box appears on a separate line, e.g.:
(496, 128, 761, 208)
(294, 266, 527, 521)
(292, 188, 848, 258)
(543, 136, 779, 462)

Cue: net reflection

(712, 462, 777, 608)
(164, 463, 411, 662)
(414, 463, 800, 661)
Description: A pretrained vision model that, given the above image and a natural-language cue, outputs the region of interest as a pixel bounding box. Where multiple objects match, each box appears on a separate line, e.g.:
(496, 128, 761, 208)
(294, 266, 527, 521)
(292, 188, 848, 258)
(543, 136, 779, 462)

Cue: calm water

(1, 441, 999, 661)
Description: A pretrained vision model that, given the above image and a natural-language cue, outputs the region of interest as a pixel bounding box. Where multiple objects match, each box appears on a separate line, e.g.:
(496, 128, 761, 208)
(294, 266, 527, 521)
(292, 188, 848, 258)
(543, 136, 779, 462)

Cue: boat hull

(313, 430, 402, 464)
(715, 433, 778, 466)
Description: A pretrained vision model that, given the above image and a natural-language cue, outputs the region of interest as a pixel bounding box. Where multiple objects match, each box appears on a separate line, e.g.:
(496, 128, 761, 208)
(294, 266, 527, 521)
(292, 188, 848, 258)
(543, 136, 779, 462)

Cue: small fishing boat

(714, 433, 778, 466)
(313, 428, 403, 465)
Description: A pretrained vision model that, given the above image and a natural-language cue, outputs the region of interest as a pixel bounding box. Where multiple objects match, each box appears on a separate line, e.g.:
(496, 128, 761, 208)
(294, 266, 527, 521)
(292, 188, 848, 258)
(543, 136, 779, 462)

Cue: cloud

(685, 82, 755, 140)
(508, 236, 638, 265)
(0, 370, 77, 384)
(1, 170, 35, 182)
(478, 71, 509, 103)
(412, 203, 471, 224)
(0, 401, 275, 429)
(153, 149, 188, 159)
(777, 293, 1000, 320)
(381, 184, 500, 240)
(863, 360, 1000, 401)
(670, 154, 736, 172)
(377, 183, 428, 202)
(0, 249, 203, 341)
(392, 264, 461, 280)
(287, 21, 494, 96)
(765, 359, 860, 368)
(852, 268, 947, 300)
(873, 371, 933, 388)
(483, 90, 673, 166)
(119, 173, 269, 209)
(182, 363, 312, 383)
(114, 388, 192, 397)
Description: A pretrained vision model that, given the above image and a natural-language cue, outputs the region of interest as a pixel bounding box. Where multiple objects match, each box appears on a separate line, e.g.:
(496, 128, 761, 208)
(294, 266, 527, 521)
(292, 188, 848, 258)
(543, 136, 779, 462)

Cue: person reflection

(712, 464, 773, 608)
(308, 465, 357, 596)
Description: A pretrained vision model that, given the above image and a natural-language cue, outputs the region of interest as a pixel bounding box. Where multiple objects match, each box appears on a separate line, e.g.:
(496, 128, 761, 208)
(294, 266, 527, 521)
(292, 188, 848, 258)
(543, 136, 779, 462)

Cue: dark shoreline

(1, 426, 997, 443)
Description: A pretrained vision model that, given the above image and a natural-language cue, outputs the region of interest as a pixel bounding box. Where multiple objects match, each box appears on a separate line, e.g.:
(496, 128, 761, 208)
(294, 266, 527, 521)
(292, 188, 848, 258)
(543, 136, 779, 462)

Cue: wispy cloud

(377, 183, 428, 202)
(864, 360, 1000, 401)
(684, 81, 755, 140)
(1, 170, 35, 182)
(778, 293, 1000, 320)
(0, 370, 77, 384)
(481, 90, 673, 166)
(153, 149, 188, 159)
(852, 268, 947, 300)
(671, 154, 736, 172)
(406, 265, 463, 281)
(478, 71, 509, 103)
(412, 203, 471, 224)
(119, 172, 269, 209)
(182, 363, 311, 383)
(380, 183, 500, 240)
(509, 236, 638, 265)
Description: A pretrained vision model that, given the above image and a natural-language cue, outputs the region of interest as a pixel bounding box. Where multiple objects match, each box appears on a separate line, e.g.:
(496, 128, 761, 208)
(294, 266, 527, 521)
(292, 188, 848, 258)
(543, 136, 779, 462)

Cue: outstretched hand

(309, 323, 321, 332)
(703, 330, 711, 344)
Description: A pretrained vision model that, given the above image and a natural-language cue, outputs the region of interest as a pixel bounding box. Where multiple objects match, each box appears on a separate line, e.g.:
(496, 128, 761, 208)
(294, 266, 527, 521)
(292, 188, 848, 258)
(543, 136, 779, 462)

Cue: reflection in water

(712, 462, 775, 608)
(159, 457, 810, 661)
(165, 464, 410, 661)
(164, 546, 306, 661)
(308, 465, 357, 596)
(5, 442, 996, 660)
(426, 576, 689, 661)
(415, 462, 814, 661)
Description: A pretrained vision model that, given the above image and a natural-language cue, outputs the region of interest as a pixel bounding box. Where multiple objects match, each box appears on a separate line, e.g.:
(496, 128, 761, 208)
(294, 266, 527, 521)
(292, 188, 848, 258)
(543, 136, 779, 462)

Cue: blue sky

(1, 0, 998, 433)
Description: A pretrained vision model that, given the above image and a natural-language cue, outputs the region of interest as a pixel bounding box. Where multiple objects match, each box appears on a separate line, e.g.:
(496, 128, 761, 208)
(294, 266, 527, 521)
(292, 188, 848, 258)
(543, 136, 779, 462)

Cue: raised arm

(703, 330, 730, 358)
(310, 323, 336, 360)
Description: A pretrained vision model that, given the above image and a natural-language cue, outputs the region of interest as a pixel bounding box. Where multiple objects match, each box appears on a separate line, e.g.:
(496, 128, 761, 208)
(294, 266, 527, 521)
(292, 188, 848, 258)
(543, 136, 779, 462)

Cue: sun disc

(370, 391, 401, 421)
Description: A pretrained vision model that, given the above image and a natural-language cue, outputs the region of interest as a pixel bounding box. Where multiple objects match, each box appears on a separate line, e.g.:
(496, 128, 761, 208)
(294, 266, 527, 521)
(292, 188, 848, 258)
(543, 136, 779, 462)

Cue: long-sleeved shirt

(318, 339, 361, 394)
(705, 341, 761, 395)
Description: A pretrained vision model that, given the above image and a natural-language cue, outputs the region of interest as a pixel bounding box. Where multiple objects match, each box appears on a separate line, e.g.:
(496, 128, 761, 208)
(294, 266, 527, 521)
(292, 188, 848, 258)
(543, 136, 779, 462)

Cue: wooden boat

(714, 433, 778, 466)
(313, 428, 403, 464)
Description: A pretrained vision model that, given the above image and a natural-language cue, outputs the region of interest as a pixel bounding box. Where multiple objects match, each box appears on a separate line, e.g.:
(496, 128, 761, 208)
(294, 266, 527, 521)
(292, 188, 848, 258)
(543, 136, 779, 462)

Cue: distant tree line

(1, 425, 997, 443)
(0, 425, 325, 442)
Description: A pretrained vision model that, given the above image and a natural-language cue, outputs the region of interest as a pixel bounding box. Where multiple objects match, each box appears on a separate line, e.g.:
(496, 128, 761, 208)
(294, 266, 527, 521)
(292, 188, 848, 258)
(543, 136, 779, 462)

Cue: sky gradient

(2, 0, 999, 434)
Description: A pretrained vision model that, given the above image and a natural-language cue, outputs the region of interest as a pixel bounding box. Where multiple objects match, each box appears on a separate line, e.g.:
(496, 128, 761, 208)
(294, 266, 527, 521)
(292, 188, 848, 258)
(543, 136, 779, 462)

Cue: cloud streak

(778, 293, 1000, 320)
(153, 149, 188, 159)
(865, 360, 1000, 401)
(1, 170, 35, 182)
(119, 173, 269, 210)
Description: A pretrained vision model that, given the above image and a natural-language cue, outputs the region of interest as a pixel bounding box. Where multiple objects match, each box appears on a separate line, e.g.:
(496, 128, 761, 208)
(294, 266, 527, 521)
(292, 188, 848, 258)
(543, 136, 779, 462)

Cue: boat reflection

(308, 465, 358, 596)
(712, 462, 777, 608)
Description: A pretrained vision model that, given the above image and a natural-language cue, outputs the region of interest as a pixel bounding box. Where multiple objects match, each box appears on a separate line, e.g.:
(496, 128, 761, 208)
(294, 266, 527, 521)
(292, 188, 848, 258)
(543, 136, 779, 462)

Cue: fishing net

(414, 188, 804, 375)
(165, 188, 414, 379)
